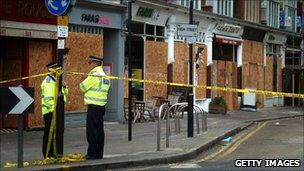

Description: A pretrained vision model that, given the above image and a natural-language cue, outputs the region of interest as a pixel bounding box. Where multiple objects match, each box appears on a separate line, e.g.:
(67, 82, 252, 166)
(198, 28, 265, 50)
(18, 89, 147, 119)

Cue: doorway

(0, 36, 26, 128)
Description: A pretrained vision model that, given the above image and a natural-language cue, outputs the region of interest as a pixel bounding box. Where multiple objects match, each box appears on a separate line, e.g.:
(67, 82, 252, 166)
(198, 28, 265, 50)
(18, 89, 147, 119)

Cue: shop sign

(136, 7, 160, 20)
(264, 33, 287, 44)
(0, 0, 57, 25)
(0, 28, 57, 39)
(81, 13, 111, 26)
(215, 23, 241, 34)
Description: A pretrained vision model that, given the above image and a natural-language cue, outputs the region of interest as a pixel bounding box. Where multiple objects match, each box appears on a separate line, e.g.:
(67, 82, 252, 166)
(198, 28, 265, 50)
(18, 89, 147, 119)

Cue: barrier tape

(4, 153, 85, 168)
(67, 71, 304, 99)
(45, 68, 61, 158)
(1, 69, 303, 168)
(0, 72, 53, 84)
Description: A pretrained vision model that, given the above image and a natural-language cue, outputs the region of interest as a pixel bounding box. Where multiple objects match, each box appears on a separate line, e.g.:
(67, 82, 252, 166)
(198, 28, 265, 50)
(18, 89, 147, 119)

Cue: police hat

(89, 56, 103, 63)
(46, 62, 59, 68)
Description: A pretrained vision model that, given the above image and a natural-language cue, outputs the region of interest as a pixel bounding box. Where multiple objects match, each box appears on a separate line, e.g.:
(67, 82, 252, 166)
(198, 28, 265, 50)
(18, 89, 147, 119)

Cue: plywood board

(28, 41, 53, 128)
(173, 42, 189, 84)
(145, 41, 167, 99)
(65, 32, 103, 112)
(195, 44, 207, 99)
(265, 56, 273, 93)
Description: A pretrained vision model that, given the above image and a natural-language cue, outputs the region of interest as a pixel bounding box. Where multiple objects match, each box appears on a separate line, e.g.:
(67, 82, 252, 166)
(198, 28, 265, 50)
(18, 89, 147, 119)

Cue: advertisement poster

(132, 69, 143, 90)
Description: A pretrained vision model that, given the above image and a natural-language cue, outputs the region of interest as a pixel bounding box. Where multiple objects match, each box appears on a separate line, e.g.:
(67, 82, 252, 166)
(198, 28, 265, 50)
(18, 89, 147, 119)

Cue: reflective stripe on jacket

(80, 66, 110, 106)
(41, 75, 68, 115)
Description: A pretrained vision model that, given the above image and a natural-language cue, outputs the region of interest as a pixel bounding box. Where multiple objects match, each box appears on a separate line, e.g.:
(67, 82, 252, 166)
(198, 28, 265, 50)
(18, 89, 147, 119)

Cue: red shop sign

(0, 0, 57, 25)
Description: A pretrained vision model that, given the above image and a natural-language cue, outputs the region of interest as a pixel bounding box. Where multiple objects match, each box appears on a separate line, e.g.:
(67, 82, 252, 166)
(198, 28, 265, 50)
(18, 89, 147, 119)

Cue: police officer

(80, 56, 110, 160)
(41, 62, 68, 158)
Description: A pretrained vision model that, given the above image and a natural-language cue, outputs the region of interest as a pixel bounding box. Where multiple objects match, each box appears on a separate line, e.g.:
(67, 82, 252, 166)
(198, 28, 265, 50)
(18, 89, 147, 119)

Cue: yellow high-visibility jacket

(41, 75, 68, 115)
(80, 66, 110, 106)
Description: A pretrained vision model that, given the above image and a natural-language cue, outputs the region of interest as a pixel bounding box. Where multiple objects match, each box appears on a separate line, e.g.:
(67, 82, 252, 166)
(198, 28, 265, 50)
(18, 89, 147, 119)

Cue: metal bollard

(166, 109, 169, 148)
(202, 112, 207, 132)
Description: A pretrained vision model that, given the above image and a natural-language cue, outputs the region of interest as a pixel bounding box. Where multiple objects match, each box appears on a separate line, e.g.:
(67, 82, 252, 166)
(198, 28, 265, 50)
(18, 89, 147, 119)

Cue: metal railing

(156, 102, 207, 151)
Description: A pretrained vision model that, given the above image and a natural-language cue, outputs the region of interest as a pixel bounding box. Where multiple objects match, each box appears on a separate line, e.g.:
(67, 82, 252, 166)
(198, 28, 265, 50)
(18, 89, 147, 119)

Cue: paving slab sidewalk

(0, 107, 303, 170)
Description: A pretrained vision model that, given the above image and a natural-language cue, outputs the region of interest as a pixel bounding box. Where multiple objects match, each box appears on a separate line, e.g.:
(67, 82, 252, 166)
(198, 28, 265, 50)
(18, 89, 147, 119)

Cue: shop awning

(215, 35, 243, 45)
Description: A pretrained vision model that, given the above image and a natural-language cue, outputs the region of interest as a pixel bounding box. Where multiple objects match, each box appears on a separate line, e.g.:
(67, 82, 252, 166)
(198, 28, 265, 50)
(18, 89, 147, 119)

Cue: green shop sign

(136, 7, 154, 18)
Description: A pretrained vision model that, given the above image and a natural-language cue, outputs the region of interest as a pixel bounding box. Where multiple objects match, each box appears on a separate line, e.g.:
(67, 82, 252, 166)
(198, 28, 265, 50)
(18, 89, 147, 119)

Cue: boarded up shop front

(206, 22, 244, 110)
(0, 0, 57, 128)
(263, 33, 286, 107)
(67, 1, 126, 122)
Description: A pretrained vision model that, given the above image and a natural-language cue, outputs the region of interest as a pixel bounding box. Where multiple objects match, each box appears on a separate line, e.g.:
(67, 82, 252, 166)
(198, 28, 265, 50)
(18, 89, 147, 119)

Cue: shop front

(67, 1, 126, 122)
(130, 1, 208, 102)
(205, 22, 244, 110)
(0, 0, 57, 128)
(283, 36, 303, 107)
(263, 32, 287, 107)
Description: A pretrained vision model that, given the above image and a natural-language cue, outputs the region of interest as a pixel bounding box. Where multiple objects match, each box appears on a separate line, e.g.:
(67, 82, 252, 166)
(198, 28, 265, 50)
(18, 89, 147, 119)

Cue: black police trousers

(86, 104, 105, 159)
(43, 112, 55, 158)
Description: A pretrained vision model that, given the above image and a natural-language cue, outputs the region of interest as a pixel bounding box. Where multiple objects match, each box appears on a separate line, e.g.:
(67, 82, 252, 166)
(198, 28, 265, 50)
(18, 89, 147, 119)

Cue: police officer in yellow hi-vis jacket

(80, 56, 110, 160)
(41, 62, 68, 158)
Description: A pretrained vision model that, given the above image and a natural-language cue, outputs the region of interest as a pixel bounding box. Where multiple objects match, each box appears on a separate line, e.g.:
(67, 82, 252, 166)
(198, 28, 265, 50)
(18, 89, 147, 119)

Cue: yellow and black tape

(0, 69, 303, 99)
(4, 153, 85, 168)
(67, 71, 304, 99)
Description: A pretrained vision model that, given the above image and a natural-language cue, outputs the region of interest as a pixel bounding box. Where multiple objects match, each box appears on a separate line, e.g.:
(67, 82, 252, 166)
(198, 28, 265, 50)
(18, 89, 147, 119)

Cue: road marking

(194, 122, 268, 163)
(170, 163, 202, 169)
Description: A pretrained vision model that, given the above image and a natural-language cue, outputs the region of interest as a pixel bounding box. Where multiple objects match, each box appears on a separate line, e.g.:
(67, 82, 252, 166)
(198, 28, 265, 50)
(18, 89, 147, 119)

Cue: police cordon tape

(67, 71, 304, 99)
(1, 69, 304, 168)
(0, 69, 303, 99)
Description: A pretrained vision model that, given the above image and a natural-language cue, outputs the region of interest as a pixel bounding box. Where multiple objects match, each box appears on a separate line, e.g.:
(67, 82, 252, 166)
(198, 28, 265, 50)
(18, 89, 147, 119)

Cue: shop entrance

(126, 36, 144, 101)
(0, 36, 27, 128)
(283, 69, 303, 106)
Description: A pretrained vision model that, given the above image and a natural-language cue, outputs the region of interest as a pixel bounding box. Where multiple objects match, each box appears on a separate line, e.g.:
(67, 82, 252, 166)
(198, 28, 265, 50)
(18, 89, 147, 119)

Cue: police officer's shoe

(85, 155, 99, 160)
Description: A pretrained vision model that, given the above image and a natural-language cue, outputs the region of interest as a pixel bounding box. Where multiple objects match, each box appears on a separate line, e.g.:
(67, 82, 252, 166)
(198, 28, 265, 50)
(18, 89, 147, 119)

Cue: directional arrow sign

(0, 87, 34, 115)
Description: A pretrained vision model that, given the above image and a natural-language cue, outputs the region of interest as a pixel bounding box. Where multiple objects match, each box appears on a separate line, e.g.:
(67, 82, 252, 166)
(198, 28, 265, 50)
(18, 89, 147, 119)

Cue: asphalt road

(124, 117, 304, 171)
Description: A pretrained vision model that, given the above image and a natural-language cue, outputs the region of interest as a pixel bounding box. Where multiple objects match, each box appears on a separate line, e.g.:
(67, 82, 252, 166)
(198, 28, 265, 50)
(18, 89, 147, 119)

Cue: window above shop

(169, 0, 201, 10)
(244, 0, 260, 23)
(266, 43, 282, 57)
(261, 0, 280, 28)
(205, 0, 233, 17)
(131, 22, 165, 42)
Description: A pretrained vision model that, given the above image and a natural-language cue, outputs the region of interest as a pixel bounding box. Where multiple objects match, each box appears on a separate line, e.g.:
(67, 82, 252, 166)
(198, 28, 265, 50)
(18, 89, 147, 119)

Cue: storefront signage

(212, 23, 243, 38)
(0, 0, 57, 25)
(264, 33, 287, 45)
(136, 7, 160, 20)
(0, 28, 57, 39)
(44, 0, 70, 16)
(81, 13, 111, 25)
(215, 24, 241, 34)
(69, 6, 122, 29)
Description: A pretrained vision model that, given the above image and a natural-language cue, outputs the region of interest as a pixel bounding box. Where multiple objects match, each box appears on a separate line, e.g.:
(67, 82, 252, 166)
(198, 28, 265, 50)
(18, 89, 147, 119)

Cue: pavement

(0, 107, 303, 171)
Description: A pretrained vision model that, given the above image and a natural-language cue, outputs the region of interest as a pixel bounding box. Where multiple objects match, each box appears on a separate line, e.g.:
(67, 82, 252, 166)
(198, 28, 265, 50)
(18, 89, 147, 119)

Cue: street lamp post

(127, 0, 133, 141)
(187, 0, 194, 138)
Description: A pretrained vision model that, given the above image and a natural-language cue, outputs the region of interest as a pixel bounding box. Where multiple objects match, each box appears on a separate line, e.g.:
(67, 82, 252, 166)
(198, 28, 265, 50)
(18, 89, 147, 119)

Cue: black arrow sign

(0, 87, 34, 115)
